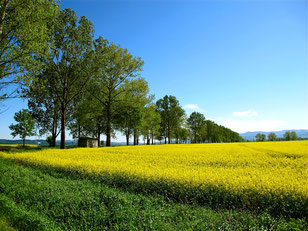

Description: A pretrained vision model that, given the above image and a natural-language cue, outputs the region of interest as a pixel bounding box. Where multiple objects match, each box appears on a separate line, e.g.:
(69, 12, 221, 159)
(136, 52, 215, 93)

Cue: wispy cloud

(183, 104, 206, 113)
(233, 110, 258, 117)
(221, 119, 286, 133)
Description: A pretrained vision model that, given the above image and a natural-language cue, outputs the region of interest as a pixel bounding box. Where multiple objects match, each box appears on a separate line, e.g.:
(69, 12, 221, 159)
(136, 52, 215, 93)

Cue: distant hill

(240, 129, 308, 140)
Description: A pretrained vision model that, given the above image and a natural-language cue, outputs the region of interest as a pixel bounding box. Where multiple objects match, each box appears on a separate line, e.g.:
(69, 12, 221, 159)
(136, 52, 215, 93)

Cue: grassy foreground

(0, 142, 307, 230)
(0, 157, 306, 231)
(1, 141, 307, 218)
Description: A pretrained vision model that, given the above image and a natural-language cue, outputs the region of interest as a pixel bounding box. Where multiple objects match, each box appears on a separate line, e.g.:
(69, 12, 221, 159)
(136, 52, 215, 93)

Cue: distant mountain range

(240, 129, 308, 140)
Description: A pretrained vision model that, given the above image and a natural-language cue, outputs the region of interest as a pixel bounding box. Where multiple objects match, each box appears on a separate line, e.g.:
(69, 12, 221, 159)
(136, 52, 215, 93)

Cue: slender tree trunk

(23, 138, 25, 147)
(146, 134, 150, 145)
(60, 103, 66, 149)
(151, 131, 154, 145)
(51, 120, 56, 147)
(133, 130, 137, 145)
(126, 134, 129, 146)
(78, 124, 81, 139)
(137, 136, 139, 145)
(97, 132, 101, 147)
(106, 103, 111, 147)
(164, 137, 167, 144)
(97, 123, 101, 147)
(52, 135, 56, 147)
(168, 127, 171, 144)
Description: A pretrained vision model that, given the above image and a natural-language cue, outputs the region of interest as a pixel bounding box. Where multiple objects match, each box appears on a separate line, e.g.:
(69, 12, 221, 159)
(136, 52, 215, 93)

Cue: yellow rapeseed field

(1, 141, 307, 200)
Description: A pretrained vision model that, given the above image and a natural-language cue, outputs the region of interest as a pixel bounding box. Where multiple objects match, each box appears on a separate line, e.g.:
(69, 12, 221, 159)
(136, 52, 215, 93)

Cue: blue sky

(1, 0, 307, 140)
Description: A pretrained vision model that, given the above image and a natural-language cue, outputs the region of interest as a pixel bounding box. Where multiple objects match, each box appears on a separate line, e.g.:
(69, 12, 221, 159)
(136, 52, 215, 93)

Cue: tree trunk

(60, 103, 66, 149)
(106, 103, 111, 147)
(97, 123, 101, 147)
(146, 134, 150, 145)
(164, 137, 167, 144)
(23, 138, 25, 147)
(151, 131, 154, 145)
(51, 120, 56, 147)
(168, 127, 171, 144)
(78, 124, 81, 139)
(133, 130, 137, 145)
(126, 134, 129, 146)
(97, 132, 101, 147)
(52, 134, 56, 147)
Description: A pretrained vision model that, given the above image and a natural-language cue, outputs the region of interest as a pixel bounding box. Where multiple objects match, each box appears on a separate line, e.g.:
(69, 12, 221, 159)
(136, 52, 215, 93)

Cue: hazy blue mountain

(240, 129, 308, 140)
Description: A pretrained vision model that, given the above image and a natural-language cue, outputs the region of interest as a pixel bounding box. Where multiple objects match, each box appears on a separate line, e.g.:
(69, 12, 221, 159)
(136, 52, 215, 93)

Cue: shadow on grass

(0, 145, 50, 154)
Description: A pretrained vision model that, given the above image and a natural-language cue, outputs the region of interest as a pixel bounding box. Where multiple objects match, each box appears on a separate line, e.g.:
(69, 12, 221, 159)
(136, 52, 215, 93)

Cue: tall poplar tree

(40, 9, 95, 149)
(89, 37, 144, 146)
(156, 95, 185, 144)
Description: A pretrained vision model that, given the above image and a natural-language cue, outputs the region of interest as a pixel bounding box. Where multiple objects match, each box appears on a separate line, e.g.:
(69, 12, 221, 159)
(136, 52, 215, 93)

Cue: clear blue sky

(1, 0, 307, 140)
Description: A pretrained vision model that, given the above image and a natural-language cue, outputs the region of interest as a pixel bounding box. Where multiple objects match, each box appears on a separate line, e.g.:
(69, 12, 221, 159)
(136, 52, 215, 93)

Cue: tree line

(2, 1, 243, 148)
(255, 131, 298, 142)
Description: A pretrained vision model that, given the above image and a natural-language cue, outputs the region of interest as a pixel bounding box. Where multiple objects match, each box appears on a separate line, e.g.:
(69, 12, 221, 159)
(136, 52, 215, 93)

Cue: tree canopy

(0, 0, 59, 99)
(4, 4, 245, 147)
(9, 109, 35, 146)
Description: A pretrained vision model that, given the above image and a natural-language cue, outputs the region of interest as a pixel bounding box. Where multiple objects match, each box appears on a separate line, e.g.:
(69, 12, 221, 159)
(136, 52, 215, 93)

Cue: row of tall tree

(255, 131, 298, 142)
(2, 2, 242, 148)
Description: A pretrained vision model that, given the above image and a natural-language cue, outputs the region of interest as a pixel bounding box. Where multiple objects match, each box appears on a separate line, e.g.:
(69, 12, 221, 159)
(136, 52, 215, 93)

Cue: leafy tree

(187, 112, 206, 143)
(9, 109, 35, 146)
(267, 132, 277, 141)
(156, 95, 185, 144)
(290, 131, 298, 141)
(26, 72, 61, 147)
(256, 133, 266, 142)
(46, 135, 53, 147)
(89, 37, 144, 146)
(0, 0, 59, 99)
(284, 131, 291, 141)
(36, 9, 95, 149)
(177, 127, 190, 144)
(141, 103, 161, 145)
(114, 78, 150, 145)
(68, 90, 105, 146)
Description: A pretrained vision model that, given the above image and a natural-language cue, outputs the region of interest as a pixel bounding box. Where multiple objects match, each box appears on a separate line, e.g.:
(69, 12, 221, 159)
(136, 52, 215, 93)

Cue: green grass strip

(0, 157, 306, 230)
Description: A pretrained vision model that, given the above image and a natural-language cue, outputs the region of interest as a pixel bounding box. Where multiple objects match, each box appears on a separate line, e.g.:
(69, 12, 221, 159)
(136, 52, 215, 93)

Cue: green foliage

(140, 103, 161, 144)
(284, 131, 291, 141)
(0, 157, 306, 230)
(156, 95, 185, 144)
(187, 112, 206, 143)
(9, 109, 35, 146)
(0, 0, 59, 99)
(204, 119, 241, 143)
(268, 132, 277, 141)
(0, 215, 16, 231)
(46, 136, 53, 147)
(90, 37, 144, 146)
(40, 8, 95, 149)
(256, 133, 266, 142)
(290, 131, 298, 141)
(284, 131, 298, 141)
